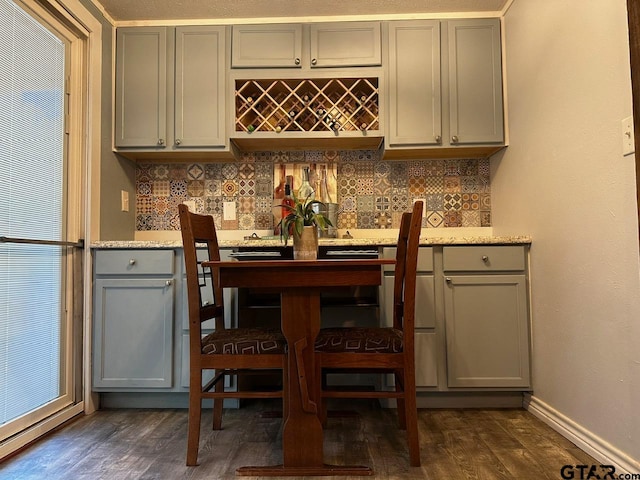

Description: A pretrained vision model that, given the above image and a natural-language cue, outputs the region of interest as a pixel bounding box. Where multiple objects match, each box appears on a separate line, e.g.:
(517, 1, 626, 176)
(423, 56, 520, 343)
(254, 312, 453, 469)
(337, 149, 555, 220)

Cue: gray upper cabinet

(115, 27, 167, 148)
(232, 24, 303, 68)
(385, 18, 504, 157)
(174, 26, 226, 148)
(448, 19, 504, 145)
(309, 22, 381, 67)
(232, 22, 381, 69)
(115, 26, 228, 155)
(387, 20, 441, 147)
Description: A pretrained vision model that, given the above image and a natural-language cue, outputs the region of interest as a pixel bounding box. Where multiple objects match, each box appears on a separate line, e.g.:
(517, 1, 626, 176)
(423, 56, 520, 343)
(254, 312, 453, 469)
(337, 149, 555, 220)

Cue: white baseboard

(525, 394, 640, 475)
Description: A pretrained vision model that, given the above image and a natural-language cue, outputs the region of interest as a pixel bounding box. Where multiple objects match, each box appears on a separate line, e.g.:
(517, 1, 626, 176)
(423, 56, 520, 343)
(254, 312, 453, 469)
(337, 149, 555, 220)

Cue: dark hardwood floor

(0, 400, 596, 479)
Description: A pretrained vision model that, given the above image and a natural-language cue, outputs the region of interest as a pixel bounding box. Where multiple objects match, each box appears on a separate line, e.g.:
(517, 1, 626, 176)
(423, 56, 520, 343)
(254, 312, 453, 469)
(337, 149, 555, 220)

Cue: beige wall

(494, 0, 640, 465)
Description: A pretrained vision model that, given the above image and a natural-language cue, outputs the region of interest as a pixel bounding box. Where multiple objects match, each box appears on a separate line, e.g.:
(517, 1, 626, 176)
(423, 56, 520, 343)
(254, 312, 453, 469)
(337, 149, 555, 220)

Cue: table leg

(236, 289, 372, 477)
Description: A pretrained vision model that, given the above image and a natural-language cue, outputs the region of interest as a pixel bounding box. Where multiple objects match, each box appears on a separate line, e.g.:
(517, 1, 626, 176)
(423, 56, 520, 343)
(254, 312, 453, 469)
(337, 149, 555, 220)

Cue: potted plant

(277, 193, 332, 260)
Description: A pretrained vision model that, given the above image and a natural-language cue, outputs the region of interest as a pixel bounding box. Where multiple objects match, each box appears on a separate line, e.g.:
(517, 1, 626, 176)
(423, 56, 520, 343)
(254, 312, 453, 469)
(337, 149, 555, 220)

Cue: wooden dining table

(204, 257, 395, 477)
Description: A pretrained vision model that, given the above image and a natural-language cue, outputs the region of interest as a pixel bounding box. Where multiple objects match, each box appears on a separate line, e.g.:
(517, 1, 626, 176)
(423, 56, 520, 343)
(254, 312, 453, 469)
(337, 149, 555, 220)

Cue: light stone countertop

(91, 235, 531, 249)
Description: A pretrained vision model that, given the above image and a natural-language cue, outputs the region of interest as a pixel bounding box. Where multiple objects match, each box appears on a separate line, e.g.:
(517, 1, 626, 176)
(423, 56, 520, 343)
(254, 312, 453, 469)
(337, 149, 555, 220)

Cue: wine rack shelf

(235, 78, 379, 134)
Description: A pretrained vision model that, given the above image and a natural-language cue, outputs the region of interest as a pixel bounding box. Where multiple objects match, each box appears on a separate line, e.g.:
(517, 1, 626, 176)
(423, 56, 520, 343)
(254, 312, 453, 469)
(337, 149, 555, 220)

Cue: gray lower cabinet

(93, 250, 175, 389)
(382, 247, 437, 388)
(381, 244, 531, 392)
(443, 246, 530, 388)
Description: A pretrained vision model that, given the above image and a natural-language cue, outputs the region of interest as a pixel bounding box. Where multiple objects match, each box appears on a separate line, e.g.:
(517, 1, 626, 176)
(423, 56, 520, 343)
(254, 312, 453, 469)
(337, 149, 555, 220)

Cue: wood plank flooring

(0, 400, 597, 480)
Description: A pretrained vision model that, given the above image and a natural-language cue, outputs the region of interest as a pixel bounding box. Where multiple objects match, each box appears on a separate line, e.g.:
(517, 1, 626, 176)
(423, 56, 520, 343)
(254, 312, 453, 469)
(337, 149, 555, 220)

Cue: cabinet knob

(435, 135, 441, 143)
(175, 139, 182, 145)
(311, 58, 317, 66)
(482, 255, 489, 263)
(157, 138, 165, 146)
(128, 259, 136, 265)
(294, 57, 301, 65)
(451, 135, 459, 143)
(445, 277, 452, 284)
(165, 280, 172, 286)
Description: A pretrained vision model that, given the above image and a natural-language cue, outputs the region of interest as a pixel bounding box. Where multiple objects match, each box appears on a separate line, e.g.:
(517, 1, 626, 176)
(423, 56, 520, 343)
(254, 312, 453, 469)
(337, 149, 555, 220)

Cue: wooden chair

(178, 204, 286, 466)
(314, 201, 423, 467)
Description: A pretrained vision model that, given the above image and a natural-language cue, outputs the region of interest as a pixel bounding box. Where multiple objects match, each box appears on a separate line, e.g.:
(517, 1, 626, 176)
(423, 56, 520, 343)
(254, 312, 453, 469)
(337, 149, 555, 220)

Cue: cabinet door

(93, 278, 174, 389)
(382, 274, 435, 328)
(447, 19, 504, 144)
(387, 21, 441, 146)
(415, 332, 438, 387)
(444, 275, 530, 388)
(175, 26, 226, 147)
(115, 27, 167, 147)
(309, 22, 381, 67)
(232, 24, 302, 68)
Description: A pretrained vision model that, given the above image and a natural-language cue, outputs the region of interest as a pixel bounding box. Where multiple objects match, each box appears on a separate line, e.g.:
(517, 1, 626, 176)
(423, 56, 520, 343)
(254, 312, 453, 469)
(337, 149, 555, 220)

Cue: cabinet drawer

(95, 250, 175, 275)
(382, 246, 433, 272)
(443, 246, 525, 272)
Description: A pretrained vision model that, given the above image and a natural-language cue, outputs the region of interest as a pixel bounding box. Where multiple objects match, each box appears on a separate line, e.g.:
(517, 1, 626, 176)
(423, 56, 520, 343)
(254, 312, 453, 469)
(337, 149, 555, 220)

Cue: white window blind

(0, 0, 66, 429)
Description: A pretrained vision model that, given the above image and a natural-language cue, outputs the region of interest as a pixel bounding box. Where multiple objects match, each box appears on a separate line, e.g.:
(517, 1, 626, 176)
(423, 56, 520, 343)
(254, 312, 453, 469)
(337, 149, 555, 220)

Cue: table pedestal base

(236, 464, 374, 476)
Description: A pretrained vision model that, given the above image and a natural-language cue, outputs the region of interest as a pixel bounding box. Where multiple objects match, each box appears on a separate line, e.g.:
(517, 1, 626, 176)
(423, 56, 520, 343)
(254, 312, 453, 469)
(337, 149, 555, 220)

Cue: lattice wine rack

(235, 78, 379, 134)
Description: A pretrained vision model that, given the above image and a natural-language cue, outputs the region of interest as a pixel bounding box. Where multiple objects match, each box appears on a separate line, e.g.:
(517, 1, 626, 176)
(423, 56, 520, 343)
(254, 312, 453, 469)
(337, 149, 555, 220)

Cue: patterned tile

(375, 196, 390, 211)
(169, 180, 187, 197)
(374, 211, 393, 229)
(255, 212, 272, 229)
(373, 176, 391, 196)
(408, 161, 426, 178)
(341, 196, 356, 212)
(239, 163, 255, 179)
(425, 160, 444, 177)
(135, 154, 492, 232)
(357, 212, 375, 229)
(408, 177, 426, 196)
(222, 163, 239, 180)
(424, 177, 443, 194)
(137, 182, 152, 196)
(444, 193, 462, 211)
(444, 176, 461, 193)
(239, 197, 255, 214)
(205, 180, 221, 197)
(444, 211, 462, 227)
(255, 196, 272, 213)
(238, 179, 255, 196)
(339, 162, 356, 177)
(357, 195, 374, 212)
(426, 211, 444, 228)
(187, 163, 205, 180)
(239, 213, 255, 230)
(462, 193, 480, 210)
(426, 194, 444, 211)
(356, 177, 374, 195)
(338, 212, 357, 229)
(462, 210, 481, 227)
(187, 181, 204, 197)
(222, 180, 239, 197)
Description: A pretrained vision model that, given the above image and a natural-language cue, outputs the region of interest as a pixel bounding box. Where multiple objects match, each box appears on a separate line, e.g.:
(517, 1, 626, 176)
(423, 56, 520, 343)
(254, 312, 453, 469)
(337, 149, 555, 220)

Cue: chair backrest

(178, 204, 226, 345)
(392, 201, 423, 333)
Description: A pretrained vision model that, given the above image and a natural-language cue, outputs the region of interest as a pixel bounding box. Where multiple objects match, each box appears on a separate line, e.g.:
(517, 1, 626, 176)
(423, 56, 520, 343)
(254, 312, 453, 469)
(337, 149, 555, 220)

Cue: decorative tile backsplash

(135, 150, 491, 231)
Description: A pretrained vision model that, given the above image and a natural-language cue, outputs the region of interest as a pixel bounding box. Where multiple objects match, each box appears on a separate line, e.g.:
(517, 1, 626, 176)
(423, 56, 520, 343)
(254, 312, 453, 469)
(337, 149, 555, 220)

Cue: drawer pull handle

(165, 280, 172, 286)
(129, 259, 136, 265)
(482, 255, 489, 263)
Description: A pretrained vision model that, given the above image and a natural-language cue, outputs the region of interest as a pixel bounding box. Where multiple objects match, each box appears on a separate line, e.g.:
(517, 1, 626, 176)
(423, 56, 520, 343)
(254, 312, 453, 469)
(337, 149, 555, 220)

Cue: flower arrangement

(277, 193, 332, 245)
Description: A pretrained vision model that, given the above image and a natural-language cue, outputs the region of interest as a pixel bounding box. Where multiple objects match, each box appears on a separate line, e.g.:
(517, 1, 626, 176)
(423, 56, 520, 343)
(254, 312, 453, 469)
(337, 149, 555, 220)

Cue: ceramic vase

(293, 225, 318, 260)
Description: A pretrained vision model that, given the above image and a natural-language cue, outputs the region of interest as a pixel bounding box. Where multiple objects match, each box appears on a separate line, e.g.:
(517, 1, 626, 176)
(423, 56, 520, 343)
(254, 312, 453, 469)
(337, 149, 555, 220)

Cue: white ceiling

(92, 0, 509, 23)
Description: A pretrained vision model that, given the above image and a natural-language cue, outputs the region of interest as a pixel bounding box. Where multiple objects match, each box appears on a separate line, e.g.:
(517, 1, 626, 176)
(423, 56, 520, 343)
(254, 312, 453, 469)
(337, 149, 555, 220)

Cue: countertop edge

(91, 236, 532, 249)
